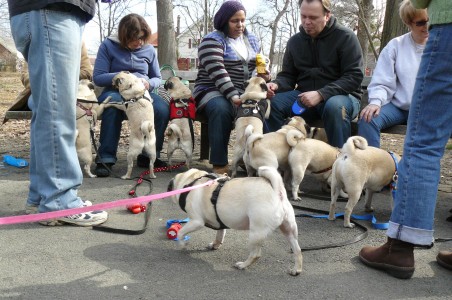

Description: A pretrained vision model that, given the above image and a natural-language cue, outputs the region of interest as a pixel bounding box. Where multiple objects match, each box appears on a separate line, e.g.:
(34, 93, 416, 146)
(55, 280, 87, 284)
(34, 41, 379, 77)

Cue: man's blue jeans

(266, 90, 360, 147)
(358, 102, 409, 148)
(10, 9, 85, 212)
(199, 96, 234, 166)
(96, 88, 169, 163)
(387, 24, 452, 245)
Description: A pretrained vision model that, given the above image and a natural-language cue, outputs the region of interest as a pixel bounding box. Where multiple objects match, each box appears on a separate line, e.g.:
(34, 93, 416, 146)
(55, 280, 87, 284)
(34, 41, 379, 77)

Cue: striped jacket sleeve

(197, 37, 238, 100)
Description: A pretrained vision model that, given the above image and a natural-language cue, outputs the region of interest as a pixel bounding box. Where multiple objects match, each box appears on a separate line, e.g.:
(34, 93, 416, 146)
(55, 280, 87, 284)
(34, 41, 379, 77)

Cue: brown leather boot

(359, 237, 415, 279)
(212, 164, 229, 175)
(436, 250, 452, 271)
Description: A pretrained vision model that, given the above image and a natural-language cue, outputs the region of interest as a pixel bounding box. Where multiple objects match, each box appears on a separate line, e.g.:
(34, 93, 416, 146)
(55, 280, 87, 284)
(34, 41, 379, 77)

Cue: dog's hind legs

(279, 217, 303, 276)
(235, 232, 266, 270)
(343, 190, 362, 228)
(208, 229, 226, 250)
(364, 188, 375, 212)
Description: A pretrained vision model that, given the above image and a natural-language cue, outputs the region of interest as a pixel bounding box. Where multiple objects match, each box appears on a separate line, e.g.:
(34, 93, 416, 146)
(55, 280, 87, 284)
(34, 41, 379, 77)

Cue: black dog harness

(235, 99, 268, 122)
(178, 174, 231, 230)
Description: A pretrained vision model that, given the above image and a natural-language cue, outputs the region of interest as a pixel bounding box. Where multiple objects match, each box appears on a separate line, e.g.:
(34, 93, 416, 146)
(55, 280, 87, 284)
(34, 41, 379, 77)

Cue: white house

(175, 17, 213, 71)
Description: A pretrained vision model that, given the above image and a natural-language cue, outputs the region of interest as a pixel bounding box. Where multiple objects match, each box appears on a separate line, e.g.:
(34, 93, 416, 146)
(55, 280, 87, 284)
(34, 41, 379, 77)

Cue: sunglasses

(413, 19, 429, 27)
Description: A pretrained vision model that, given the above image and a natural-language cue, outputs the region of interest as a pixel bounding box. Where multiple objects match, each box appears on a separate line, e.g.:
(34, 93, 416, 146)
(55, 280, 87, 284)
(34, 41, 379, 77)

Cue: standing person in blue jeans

(358, 0, 428, 148)
(7, 1, 108, 226)
(93, 13, 170, 177)
(359, 0, 452, 279)
(193, 1, 270, 175)
(266, 0, 363, 148)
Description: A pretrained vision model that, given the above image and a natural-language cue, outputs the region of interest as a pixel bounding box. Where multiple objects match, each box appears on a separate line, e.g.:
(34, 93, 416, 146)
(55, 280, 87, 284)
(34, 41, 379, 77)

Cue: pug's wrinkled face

(112, 71, 146, 100)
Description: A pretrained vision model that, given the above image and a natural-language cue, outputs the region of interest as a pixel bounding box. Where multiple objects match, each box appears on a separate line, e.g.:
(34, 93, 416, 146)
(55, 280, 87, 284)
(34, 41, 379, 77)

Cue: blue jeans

(358, 102, 409, 148)
(199, 96, 235, 166)
(96, 88, 169, 163)
(387, 24, 452, 245)
(266, 90, 360, 147)
(10, 9, 85, 212)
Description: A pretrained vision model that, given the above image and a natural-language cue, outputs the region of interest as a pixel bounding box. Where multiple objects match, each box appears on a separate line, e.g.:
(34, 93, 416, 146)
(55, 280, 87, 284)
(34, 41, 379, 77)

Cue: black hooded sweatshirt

(274, 16, 364, 101)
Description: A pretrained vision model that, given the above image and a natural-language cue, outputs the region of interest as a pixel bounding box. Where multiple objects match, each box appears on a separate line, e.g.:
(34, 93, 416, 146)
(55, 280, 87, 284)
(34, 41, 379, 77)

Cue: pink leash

(0, 179, 219, 226)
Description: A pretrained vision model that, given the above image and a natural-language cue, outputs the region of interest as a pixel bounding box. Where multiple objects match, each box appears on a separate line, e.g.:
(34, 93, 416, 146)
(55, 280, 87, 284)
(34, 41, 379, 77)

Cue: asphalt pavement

(0, 152, 451, 299)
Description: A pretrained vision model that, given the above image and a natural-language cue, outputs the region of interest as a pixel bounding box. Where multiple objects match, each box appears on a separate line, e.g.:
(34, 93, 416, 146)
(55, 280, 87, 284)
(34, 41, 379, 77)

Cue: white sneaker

(39, 209, 108, 227)
(28, 201, 107, 227)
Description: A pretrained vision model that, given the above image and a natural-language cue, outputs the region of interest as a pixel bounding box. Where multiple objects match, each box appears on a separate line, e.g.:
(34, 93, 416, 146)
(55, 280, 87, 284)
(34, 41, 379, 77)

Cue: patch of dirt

(1, 71, 451, 190)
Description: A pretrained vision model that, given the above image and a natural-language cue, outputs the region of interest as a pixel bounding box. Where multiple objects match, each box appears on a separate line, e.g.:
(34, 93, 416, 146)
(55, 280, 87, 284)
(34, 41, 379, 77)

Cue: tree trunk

(357, 0, 373, 71)
(268, 0, 290, 71)
(156, 0, 178, 69)
(381, 0, 408, 50)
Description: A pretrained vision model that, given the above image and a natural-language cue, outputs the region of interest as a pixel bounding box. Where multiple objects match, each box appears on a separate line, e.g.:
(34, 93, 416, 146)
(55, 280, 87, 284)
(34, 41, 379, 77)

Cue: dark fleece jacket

(274, 16, 363, 101)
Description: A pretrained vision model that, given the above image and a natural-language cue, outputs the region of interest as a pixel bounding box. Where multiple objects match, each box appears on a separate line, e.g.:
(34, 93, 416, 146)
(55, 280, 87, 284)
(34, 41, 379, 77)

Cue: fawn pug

(231, 77, 270, 177)
(243, 116, 309, 186)
(167, 166, 303, 275)
(107, 71, 157, 179)
(285, 129, 343, 201)
(164, 76, 196, 169)
(76, 79, 110, 177)
(329, 136, 400, 228)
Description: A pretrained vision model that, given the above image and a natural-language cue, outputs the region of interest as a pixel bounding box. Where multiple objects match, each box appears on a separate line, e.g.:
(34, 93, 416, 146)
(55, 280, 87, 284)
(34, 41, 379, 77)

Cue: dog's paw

(121, 175, 130, 180)
(344, 222, 355, 228)
(289, 268, 302, 276)
(207, 242, 222, 250)
(328, 214, 335, 221)
(234, 262, 247, 270)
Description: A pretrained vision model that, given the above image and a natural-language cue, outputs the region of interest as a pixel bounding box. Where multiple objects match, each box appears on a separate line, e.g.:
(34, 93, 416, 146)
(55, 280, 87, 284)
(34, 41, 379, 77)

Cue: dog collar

(121, 94, 151, 105)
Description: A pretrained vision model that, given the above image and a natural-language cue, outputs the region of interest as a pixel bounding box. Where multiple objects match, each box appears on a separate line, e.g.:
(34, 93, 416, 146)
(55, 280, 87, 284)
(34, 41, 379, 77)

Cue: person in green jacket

(359, 0, 452, 279)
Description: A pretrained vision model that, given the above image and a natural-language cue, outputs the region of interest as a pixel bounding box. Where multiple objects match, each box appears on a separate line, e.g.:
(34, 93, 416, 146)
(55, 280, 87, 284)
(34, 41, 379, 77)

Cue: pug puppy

(75, 79, 110, 178)
(243, 116, 309, 182)
(231, 77, 270, 178)
(164, 76, 195, 169)
(167, 166, 303, 276)
(329, 136, 400, 228)
(108, 71, 156, 179)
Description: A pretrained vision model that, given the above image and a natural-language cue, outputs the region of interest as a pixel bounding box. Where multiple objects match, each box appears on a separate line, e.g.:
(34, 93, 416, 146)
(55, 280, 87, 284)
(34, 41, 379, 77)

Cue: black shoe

(95, 163, 113, 177)
(137, 154, 168, 169)
(137, 154, 150, 168)
(154, 158, 168, 168)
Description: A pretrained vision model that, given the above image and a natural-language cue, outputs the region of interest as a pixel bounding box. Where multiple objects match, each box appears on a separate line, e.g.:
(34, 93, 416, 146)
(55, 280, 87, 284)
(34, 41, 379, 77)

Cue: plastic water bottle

(2, 155, 29, 168)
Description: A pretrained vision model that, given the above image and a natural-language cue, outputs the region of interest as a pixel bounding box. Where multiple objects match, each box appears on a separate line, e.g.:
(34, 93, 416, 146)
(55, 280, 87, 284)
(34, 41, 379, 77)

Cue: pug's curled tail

(244, 124, 263, 150)
(286, 129, 304, 147)
(341, 136, 368, 154)
(166, 123, 182, 138)
(258, 166, 287, 202)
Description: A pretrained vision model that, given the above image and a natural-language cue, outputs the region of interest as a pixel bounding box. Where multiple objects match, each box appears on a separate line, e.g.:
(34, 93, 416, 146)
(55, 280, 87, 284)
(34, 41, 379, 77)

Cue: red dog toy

(126, 203, 146, 214)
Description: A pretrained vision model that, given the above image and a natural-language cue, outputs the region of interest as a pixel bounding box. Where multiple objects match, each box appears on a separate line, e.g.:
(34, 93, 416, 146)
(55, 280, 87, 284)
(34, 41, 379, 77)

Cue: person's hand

(140, 78, 150, 90)
(266, 82, 278, 99)
(298, 91, 323, 107)
(257, 70, 271, 83)
(231, 95, 241, 106)
(360, 104, 381, 123)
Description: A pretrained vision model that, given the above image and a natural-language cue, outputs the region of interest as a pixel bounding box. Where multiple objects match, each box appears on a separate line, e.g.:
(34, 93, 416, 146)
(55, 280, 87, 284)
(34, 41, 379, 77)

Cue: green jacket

(411, 0, 452, 25)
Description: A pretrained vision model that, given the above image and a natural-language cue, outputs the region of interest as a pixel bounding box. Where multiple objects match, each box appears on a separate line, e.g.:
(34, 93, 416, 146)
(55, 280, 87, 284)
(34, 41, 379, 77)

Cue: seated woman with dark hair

(93, 13, 169, 177)
(193, 1, 269, 175)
